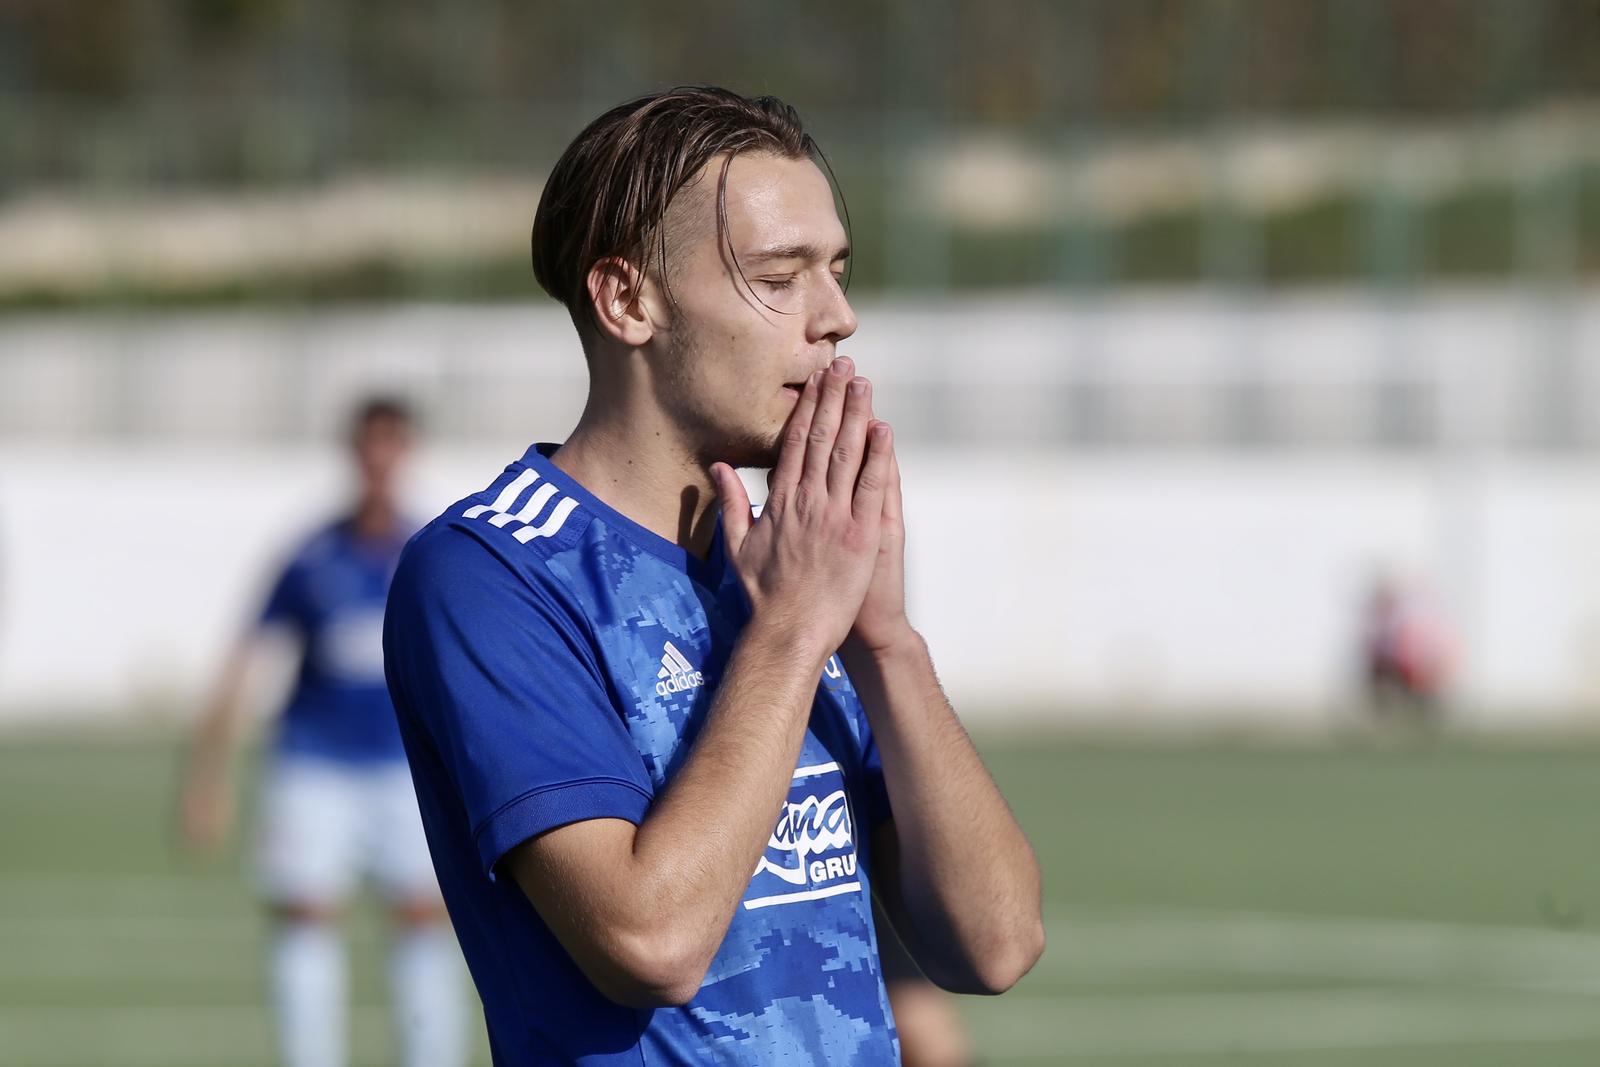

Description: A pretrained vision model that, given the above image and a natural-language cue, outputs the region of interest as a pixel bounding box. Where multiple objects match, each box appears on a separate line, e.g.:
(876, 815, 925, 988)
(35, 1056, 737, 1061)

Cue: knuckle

(807, 424, 834, 446)
(792, 484, 817, 518)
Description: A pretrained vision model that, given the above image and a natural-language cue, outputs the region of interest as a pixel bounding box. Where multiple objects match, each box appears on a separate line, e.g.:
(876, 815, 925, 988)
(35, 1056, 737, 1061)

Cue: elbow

(939, 916, 1046, 996)
(593, 927, 713, 1009)
(980, 916, 1046, 994)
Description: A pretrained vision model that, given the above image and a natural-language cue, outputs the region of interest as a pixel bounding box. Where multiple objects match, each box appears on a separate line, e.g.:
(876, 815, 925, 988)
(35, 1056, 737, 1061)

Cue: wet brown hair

(530, 86, 843, 334)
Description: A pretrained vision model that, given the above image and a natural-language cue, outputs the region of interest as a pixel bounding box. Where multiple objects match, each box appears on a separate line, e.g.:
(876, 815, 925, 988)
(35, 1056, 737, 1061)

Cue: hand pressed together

(709, 355, 898, 662)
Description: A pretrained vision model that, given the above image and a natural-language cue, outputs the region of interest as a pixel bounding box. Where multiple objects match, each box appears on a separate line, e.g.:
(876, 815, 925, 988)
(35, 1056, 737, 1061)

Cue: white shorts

(255, 756, 441, 906)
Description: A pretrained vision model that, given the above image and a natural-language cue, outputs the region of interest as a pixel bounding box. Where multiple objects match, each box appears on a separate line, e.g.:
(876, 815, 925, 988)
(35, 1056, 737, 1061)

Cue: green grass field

(5, 730, 1600, 1065)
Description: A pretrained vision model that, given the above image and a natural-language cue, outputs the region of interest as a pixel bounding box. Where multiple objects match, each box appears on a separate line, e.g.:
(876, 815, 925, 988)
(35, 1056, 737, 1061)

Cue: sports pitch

(4, 730, 1600, 1065)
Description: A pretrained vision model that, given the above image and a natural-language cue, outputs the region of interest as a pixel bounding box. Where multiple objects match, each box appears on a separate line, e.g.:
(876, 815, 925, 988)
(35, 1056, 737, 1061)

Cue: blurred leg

(370, 762, 465, 1067)
(270, 904, 348, 1067)
(889, 978, 975, 1067)
(875, 898, 975, 1067)
(388, 903, 466, 1067)
(256, 759, 361, 1067)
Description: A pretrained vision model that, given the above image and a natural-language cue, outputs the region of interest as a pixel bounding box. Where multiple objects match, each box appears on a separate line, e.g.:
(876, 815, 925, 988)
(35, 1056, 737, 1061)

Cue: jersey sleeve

(384, 526, 654, 875)
(257, 558, 307, 631)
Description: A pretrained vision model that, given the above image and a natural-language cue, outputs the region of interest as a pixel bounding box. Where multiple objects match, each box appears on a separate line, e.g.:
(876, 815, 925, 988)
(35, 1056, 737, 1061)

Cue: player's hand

(843, 442, 911, 658)
(710, 355, 893, 661)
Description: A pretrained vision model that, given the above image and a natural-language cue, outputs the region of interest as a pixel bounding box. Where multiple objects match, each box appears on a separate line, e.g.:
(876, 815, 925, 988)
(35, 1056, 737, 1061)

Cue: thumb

(709, 463, 753, 552)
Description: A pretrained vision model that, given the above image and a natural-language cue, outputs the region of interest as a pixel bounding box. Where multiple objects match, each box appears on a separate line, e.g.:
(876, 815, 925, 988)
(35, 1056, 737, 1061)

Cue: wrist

(741, 611, 837, 674)
(841, 621, 922, 669)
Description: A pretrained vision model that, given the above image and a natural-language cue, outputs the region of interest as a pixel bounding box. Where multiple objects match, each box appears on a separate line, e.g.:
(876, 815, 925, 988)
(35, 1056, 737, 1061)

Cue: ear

(585, 256, 659, 348)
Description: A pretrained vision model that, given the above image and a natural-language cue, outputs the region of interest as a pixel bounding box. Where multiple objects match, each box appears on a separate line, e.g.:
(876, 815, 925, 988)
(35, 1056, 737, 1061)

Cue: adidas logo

(655, 641, 705, 696)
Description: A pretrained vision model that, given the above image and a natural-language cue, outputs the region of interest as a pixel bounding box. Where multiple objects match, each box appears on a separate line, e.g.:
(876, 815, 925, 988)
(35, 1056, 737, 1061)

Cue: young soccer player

(179, 398, 464, 1067)
(384, 87, 1043, 1064)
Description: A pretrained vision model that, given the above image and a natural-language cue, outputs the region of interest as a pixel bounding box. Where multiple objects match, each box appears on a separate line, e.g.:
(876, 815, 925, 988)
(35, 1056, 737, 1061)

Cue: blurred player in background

(1361, 574, 1453, 726)
(876, 900, 976, 1067)
(178, 397, 464, 1067)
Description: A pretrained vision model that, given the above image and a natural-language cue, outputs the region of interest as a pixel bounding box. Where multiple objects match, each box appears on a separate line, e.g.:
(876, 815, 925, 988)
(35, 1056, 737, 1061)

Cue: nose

(808, 273, 858, 346)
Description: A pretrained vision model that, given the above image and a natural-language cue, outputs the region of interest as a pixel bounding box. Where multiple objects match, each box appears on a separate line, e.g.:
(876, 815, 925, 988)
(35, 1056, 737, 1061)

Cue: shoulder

(262, 522, 337, 593)
(279, 517, 356, 571)
(389, 467, 596, 624)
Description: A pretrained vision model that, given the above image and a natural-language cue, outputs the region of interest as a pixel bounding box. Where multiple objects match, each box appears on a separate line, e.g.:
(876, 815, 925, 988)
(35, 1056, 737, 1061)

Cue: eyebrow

(743, 242, 851, 266)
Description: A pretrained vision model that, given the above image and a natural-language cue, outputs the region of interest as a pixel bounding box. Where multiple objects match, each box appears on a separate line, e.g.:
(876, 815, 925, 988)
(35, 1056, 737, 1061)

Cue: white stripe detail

(663, 642, 694, 675)
(512, 496, 579, 543)
(792, 761, 841, 780)
(491, 482, 558, 528)
(463, 468, 539, 519)
(743, 881, 861, 911)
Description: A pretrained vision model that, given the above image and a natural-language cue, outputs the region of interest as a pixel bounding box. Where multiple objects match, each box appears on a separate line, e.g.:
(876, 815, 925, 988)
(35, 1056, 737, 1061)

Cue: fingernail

(848, 378, 868, 396)
(810, 369, 823, 387)
(830, 357, 849, 376)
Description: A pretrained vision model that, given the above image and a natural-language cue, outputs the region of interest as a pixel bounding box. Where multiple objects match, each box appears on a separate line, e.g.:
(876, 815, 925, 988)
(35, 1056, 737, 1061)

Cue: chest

(576, 566, 863, 792)
(298, 552, 392, 626)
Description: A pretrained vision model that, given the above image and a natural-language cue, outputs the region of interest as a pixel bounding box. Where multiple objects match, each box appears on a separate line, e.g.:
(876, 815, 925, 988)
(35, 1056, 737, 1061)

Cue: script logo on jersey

(655, 641, 705, 697)
(820, 653, 849, 693)
(745, 761, 862, 910)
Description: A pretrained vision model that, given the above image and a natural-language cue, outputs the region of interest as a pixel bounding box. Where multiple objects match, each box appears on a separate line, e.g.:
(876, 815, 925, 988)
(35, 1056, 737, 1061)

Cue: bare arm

(177, 639, 256, 853)
(504, 618, 827, 1006)
(842, 444, 1044, 994)
(848, 632, 1044, 995)
(503, 358, 893, 1008)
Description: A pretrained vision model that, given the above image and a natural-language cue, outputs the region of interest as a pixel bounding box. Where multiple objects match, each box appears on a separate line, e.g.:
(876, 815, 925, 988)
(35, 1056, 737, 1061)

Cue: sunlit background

(3, 2, 1600, 1064)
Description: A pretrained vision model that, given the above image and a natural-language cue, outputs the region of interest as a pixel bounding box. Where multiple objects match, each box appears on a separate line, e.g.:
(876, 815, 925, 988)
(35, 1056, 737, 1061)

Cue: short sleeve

(383, 527, 654, 875)
(257, 560, 305, 630)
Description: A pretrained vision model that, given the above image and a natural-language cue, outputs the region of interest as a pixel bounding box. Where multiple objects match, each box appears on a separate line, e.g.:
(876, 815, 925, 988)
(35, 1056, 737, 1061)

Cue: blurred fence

(2, 296, 1599, 725)
(2, 293, 1596, 452)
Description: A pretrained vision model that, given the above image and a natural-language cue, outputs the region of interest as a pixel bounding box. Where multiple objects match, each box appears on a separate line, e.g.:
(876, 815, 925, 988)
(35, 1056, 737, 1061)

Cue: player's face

(650, 152, 857, 468)
(352, 415, 411, 496)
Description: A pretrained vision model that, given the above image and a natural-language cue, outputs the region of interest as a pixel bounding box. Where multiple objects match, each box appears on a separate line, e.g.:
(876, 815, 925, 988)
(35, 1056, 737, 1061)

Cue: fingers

(769, 368, 822, 500)
(803, 356, 854, 492)
(709, 462, 753, 552)
(882, 446, 903, 528)
(827, 375, 874, 498)
(852, 420, 893, 524)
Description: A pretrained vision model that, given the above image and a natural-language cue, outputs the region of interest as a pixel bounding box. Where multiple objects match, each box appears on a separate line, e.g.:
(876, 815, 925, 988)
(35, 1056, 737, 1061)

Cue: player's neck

(552, 404, 720, 561)
(350, 495, 401, 542)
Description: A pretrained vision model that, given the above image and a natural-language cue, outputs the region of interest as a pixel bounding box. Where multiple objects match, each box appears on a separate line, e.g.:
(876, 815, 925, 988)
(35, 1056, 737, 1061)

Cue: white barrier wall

(3, 444, 1598, 728)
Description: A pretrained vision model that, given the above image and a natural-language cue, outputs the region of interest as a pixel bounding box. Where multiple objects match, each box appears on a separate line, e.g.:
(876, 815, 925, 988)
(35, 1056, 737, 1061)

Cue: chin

(702, 426, 782, 471)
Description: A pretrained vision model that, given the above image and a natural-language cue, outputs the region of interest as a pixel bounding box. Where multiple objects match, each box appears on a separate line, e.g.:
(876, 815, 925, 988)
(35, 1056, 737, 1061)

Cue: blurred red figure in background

(1363, 576, 1454, 724)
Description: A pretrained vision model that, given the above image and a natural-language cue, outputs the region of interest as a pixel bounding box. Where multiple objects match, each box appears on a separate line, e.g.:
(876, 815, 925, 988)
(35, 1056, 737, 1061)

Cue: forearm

(617, 619, 827, 970)
(184, 650, 250, 782)
(842, 628, 1043, 993)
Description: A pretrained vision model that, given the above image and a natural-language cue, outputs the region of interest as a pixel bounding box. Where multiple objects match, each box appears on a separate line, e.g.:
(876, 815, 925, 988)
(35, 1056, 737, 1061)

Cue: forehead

(710, 152, 846, 253)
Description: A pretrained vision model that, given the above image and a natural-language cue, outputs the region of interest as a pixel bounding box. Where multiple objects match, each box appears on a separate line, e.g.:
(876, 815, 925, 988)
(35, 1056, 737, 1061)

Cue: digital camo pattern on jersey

(385, 442, 899, 1066)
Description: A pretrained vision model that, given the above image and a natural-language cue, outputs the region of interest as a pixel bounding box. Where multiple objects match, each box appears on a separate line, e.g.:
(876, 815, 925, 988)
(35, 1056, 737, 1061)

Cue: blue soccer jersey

(383, 442, 900, 1065)
(259, 519, 411, 763)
